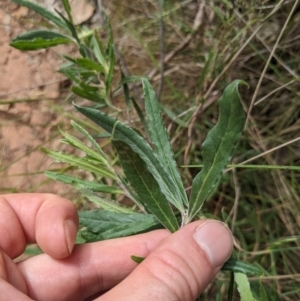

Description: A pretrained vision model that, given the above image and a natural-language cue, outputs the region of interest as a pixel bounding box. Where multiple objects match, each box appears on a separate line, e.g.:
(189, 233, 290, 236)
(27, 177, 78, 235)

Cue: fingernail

(193, 221, 233, 267)
(64, 219, 77, 255)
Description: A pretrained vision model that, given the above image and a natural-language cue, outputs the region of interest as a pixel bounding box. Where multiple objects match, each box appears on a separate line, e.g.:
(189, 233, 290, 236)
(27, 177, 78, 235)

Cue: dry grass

(1, 0, 300, 299)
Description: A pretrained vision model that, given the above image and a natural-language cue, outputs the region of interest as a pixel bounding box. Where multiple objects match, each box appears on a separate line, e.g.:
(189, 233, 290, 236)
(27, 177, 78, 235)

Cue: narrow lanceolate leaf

(79, 210, 162, 242)
(90, 35, 109, 72)
(40, 147, 116, 179)
(75, 58, 105, 72)
(143, 79, 188, 207)
(80, 190, 133, 213)
(187, 80, 246, 223)
(61, 0, 73, 24)
(221, 258, 263, 276)
(71, 120, 106, 158)
(71, 86, 106, 104)
(44, 171, 121, 194)
(105, 19, 115, 94)
(10, 30, 73, 50)
(235, 273, 256, 301)
(11, 0, 67, 30)
(112, 140, 179, 232)
(59, 129, 107, 164)
(74, 104, 185, 212)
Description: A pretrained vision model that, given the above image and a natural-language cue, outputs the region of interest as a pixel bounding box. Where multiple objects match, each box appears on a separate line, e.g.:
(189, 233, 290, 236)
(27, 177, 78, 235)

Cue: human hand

(0, 193, 233, 301)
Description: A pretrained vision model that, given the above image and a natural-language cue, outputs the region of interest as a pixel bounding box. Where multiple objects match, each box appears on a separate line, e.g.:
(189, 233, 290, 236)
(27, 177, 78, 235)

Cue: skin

(0, 193, 233, 301)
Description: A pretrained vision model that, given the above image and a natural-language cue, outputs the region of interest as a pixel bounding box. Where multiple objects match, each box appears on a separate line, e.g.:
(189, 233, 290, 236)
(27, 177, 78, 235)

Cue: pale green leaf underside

(10, 30, 73, 50)
(187, 80, 246, 222)
(40, 147, 116, 179)
(44, 171, 121, 194)
(142, 79, 188, 207)
(11, 0, 67, 29)
(80, 190, 133, 213)
(74, 104, 184, 212)
(235, 273, 256, 301)
(112, 140, 179, 232)
(79, 210, 162, 241)
(71, 120, 106, 159)
(59, 129, 106, 164)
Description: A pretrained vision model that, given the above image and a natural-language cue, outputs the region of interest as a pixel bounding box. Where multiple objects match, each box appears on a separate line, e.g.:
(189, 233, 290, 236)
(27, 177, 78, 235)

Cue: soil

(0, 0, 79, 196)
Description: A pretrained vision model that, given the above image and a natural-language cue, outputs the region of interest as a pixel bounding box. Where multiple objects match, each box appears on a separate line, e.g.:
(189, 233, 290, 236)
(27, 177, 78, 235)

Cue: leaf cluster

(9, 0, 268, 299)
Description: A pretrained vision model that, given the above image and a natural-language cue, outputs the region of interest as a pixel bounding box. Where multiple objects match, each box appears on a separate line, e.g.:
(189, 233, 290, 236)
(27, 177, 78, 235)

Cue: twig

(96, 0, 104, 25)
(245, 0, 300, 129)
(157, 0, 165, 100)
(226, 136, 300, 172)
(147, 1, 206, 80)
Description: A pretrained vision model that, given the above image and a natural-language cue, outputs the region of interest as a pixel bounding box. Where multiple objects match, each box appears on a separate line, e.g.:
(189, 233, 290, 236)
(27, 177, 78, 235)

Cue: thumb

(99, 220, 233, 301)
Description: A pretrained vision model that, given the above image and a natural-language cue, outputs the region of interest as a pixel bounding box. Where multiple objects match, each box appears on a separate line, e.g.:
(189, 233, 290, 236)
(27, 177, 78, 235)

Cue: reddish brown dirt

(0, 1, 76, 196)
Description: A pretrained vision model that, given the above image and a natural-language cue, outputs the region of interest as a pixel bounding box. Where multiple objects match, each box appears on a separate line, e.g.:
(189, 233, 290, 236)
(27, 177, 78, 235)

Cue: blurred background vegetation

(1, 0, 300, 299)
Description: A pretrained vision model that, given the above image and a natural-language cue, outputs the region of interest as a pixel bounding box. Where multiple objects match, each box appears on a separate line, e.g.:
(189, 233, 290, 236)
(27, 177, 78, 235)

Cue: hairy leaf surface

(80, 190, 133, 213)
(41, 147, 115, 179)
(10, 30, 73, 50)
(187, 80, 246, 222)
(45, 172, 121, 194)
(71, 86, 106, 104)
(143, 79, 187, 207)
(222, 258, 263, 275)
(75, 58, 104, 72)
(74, 104, 184, 211)
(112, 140, 179, 232)
(235, 273, 256, 301)
(71, 120, 106, 158)
(59, 129, 106, 163)
(79, 210, 162, 241)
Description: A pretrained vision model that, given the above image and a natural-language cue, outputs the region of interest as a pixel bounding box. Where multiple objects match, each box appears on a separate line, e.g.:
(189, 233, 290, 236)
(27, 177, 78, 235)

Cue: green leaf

(114, 76, 148, 92)
(235, 273, 256, 301)
(41, 147, 116, 179)
(90, 35, 109, 72)
(72, 86, 106, 104)
(11, 0, 67, 29)
(121, 72, 131, 112)
(227, 272, 234, 301)
(60, 66, 95, 79)
(74, 104, 185, 212)
(131, 97, 147, 130)
(79, 210, 163, 241)
(105, 19, 115, 94)
(61, 0, 73, 24)
(59, 129, 107, 164)
(187, 80, 246, 222)
(44, 171, 121, 194)
(131, 255, 145, 263)
(10, 30, 73, 50)
(159, 103, 188, 128)
(112, 140, 179, 232)
(75, 58, 105, 72)
(250, 280, 269, 301)
(71, 120, 106, 158)
(55, 10, 80, 45)
(61, 69, 81, 84)
(80, 190, 133, 213)
(143, 79, 188, 207)
(221, 258, 263, 276)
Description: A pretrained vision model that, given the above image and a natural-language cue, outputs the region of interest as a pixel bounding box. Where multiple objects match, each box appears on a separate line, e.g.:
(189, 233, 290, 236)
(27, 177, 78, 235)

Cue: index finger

(0, 193, 78, 259)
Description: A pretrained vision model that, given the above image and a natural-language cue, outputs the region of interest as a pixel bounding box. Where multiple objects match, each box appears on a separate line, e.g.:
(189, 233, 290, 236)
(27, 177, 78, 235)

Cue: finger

(0, 278, 34, 301)
(17, 229, 169, 301)
(0, 194, 78, 259)
(99, 220, 233, 301)
(0, 249, 27, 294)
